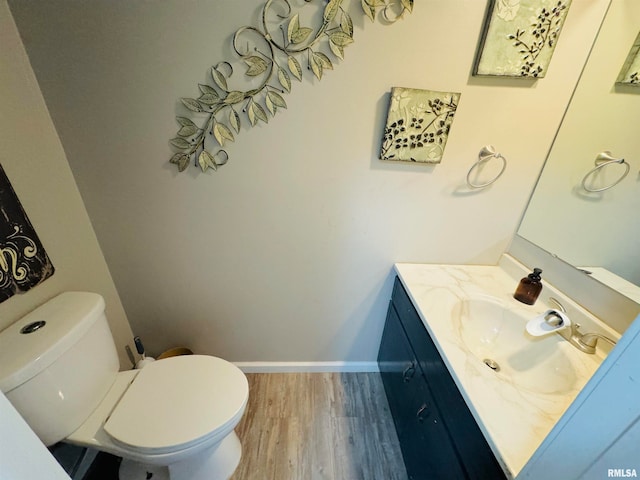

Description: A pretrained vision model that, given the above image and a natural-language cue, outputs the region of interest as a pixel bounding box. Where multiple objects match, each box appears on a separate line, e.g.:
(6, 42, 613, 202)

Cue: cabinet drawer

(392, 277, 424, 332)
(392, 278, 443, 374)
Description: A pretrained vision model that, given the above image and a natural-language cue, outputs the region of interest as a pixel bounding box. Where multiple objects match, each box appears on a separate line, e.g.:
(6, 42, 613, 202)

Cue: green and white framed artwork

(380, 87, 460, 164)
(473, 0, 572, 78)
(616, 32, 640, 86)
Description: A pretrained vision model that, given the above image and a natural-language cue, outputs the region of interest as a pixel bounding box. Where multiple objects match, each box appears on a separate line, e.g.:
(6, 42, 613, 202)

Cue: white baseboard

(232, 361, 380, 373)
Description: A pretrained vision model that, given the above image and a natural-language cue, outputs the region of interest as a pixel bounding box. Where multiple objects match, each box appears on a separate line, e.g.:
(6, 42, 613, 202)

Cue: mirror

(517, 0, 640, 303)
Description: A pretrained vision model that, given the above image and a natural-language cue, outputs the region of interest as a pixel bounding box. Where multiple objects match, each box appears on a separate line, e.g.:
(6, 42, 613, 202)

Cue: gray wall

(8, 0, 609, 362)
(0, 1, 134, 368)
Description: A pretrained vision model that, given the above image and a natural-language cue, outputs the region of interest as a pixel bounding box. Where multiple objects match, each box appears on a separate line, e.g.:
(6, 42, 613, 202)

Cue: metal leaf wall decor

(169, 0, 414, 175)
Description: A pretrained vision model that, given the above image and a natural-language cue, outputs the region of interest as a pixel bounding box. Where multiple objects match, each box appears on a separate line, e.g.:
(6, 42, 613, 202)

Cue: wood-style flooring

(83, 372, 408, 480)
(231, 372, 408, 480)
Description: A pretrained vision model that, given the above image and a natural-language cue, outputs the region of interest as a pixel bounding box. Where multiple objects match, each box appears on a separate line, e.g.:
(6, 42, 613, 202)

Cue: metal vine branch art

(169, 0, 414, 174)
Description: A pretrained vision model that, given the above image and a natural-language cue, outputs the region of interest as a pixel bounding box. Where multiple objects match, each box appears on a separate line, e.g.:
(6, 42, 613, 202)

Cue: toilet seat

(103, 355, 248, 455)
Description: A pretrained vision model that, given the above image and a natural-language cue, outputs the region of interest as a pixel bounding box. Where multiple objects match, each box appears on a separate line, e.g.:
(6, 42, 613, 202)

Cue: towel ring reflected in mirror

(466, 145, 507, 189)
(580, 151, 630, 193)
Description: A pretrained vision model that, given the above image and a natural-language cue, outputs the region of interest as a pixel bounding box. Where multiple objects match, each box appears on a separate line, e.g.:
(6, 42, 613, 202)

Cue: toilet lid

(104, 355, 248, 454)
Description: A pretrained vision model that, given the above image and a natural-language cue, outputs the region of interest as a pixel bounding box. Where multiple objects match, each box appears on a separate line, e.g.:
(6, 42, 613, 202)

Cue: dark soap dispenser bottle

(514, 268, 543, 305)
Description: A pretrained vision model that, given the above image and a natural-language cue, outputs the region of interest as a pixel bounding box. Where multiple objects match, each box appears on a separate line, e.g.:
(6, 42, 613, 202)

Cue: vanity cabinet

(378, 277, 506, 480)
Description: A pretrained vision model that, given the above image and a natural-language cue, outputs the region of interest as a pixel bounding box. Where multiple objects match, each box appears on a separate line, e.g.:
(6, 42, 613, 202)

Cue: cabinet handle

(402, 363, 416, 382)
(416, 403, 429, 422)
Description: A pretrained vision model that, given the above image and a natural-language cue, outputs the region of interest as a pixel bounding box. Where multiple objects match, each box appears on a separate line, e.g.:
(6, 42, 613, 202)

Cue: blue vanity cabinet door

(390, 277, 506, 480)
(401, 371, 468, 480)
(378, 302, 421, 440)
(379, 301, 465, 480)
(409, 321, 506, 480)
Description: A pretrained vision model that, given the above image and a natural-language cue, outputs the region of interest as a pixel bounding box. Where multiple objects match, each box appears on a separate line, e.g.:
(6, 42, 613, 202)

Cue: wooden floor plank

(230, 372, 408, 480)
(301, 415, 335, 480)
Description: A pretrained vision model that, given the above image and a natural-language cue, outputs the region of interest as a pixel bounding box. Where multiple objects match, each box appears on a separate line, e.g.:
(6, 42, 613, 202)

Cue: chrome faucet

(559, 322, 617, 354)
(547, 297, 617, 354)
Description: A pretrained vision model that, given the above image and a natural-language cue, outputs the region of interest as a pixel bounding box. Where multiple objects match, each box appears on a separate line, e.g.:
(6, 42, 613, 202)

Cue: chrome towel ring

(581, 151, 630, 193)
(466, 145, 507, 189)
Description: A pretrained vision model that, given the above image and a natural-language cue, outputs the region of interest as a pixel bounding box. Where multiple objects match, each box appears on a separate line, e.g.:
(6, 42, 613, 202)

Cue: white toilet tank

(0, 292, 120, 446)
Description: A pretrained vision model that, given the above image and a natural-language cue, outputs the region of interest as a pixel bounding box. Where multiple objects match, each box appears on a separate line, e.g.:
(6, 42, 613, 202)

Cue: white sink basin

(453, 296, 577, 395)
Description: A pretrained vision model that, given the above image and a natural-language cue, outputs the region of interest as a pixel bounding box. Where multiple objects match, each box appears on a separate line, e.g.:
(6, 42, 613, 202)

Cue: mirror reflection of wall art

(0, 164, 54, 303)
(380, 87, 460, 164)
(616, 32, 640, 86)
(473, 0, 572, 78)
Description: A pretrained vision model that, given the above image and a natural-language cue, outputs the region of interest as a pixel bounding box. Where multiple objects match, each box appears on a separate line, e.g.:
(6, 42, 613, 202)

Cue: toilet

(0, 292, 249, 480)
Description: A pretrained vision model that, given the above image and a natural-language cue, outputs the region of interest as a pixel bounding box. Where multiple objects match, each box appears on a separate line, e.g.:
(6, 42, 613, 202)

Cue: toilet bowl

(69, 355, 248, 480)
(0, 292, 249, 480)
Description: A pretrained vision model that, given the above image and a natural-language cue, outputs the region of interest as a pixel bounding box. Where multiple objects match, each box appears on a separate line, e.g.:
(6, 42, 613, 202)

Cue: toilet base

(119, 460, 169, 480)
(117, 432, 242, 480)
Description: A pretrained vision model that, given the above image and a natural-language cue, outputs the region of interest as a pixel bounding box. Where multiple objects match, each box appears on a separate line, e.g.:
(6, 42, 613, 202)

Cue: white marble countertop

(393, 256, 614, 478)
